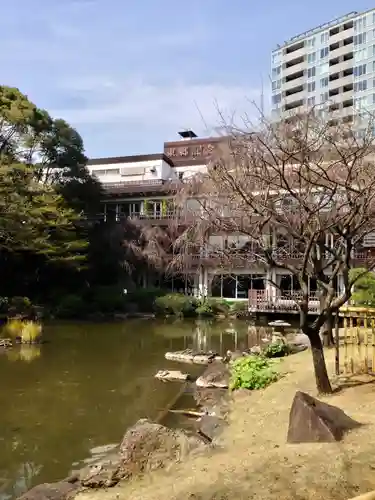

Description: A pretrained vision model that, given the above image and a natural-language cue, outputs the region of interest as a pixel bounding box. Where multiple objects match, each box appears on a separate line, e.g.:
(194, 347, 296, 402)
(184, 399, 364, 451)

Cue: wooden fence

(340, 307, 375, 375)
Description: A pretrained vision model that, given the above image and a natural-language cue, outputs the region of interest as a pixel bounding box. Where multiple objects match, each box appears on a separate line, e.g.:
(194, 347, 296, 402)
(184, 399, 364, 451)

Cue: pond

(0, 319, 269, 499)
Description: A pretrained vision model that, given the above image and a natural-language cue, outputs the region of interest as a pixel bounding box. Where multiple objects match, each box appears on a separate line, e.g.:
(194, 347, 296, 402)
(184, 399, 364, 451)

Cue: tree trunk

(309, 330, 333, 394)
(320, 313, 334, 347)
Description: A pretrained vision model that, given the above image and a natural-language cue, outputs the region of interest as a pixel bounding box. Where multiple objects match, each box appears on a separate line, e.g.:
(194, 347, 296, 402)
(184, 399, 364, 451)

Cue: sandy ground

(76, 350, 375, 500)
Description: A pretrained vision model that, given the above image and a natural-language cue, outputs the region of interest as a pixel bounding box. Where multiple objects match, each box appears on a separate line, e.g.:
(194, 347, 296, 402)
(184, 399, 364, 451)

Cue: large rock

(77, 452, 125, 488)
(17, 481, 78, 500)
(119, 419, 206, 476)
(196, 361, 230, 389)
(198, 415, 227, 442)
(287, 391, 361, 444)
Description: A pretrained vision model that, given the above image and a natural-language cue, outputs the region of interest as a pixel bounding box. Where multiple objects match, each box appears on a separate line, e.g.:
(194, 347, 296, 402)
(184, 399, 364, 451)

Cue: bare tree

(170, 112, 375, 393)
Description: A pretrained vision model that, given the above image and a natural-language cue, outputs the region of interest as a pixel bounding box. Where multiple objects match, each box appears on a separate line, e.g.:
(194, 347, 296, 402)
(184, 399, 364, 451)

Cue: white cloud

(52, 78, 263, 138)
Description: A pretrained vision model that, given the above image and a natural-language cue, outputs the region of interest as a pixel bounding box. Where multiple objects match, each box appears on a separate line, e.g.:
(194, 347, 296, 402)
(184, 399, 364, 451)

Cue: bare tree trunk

(309, 330, 333, 394)
(320, 313, 334, 347)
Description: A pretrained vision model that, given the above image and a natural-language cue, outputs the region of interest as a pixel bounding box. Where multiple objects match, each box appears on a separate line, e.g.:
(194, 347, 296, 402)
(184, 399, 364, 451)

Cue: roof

(87, 153, 174, 167)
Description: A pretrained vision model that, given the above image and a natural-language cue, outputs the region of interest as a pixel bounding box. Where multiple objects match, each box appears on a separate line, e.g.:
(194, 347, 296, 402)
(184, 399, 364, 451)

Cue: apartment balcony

(329, 44, 353, 59)
(283, 75, 305, 92)
(330, 58, 353, 74)
(283, 91, 305, 107)
(283, 46, 306, 63)
(329, 74, 353, 90)
(329, 27, 354, 45)
(283, 61, 306, 78)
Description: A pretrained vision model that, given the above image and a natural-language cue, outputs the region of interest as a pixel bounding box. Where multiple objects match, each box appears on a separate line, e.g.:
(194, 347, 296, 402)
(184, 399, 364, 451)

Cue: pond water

(0, 319, 270, 499)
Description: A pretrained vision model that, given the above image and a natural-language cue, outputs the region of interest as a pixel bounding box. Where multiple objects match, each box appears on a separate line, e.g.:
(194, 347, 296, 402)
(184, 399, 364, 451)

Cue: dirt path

(76, 350, 375, 500)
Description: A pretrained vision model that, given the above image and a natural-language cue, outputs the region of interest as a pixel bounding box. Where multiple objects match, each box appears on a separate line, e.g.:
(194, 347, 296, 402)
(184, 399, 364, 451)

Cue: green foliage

(230, 355, 280, 390)
(89, 285, 126, 314)
(154, 293, 197, 317)
(54, 294, 86, 319)
(349, 268, 375, 307)
(262, 342, 290, 358)
(126, 287, 167, 313)
(230, 301, 248, 317)
(196, 298, 230, 317)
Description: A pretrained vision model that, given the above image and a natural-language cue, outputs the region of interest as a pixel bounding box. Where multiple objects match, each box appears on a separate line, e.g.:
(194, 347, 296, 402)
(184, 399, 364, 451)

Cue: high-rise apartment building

(271, 9, 375, 130)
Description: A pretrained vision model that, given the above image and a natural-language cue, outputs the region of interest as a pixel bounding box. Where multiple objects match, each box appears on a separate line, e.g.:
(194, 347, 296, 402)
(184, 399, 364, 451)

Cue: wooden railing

(248, 289, 329, 314)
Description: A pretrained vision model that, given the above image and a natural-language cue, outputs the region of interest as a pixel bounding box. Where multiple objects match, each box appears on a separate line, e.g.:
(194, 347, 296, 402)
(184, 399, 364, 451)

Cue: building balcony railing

(248, 289, 339, 314)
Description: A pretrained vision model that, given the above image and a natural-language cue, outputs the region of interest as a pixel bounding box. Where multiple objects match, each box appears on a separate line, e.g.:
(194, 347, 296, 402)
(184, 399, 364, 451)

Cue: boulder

(17, 481, 78, 500)
(198, 415, 227, 442)
(165, 350, 222, 365)
(196, 361, 230, 389)
(119, 419, 206, 476)
(77, 452, 125, 488)
(155, 370, 190, 382)
(287, 391, 361, 444)
(0, 338, 12, 349)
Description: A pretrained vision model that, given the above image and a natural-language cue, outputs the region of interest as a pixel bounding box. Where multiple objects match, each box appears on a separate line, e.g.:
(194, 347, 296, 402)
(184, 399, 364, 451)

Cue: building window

(307, 52, 316, 64)
(320, 92, 329, 103)
(319, 62, 329, 74)
(93, 168, 120, 176)
(355, 96, 367, 109)
(320, 47, 329, 59)
(354, 79, 368, 91)
(307, 37, 315, 48)
(272, 93, 281, 104)
(321, 32, 329, 44)
(320, 77, 329, 88)
(272, 51, 281, 65)
(307, 96, 315, 107)
(354, 32, 367, 45)
(307, 81, 315, 92)
(272, 65, 281, 78)
(272, 79, 281, 91)
(307, 66, 316, 78)
(354, 16, 367, 32)
(355, 48, 367, 62)
(354, 64, 367, 76)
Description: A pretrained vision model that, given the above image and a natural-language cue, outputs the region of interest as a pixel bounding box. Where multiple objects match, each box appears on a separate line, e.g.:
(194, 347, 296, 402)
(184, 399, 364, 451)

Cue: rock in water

(17, 481, 78, 500)
(287, 391, 361, 444)
(155, 370, 190, 382)
(196, 361, 230, 389)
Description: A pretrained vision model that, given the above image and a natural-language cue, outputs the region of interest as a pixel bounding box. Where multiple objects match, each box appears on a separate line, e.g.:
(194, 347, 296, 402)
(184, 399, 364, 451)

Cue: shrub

(230, 355, 279, 390)
(8, 296, 33, 318)
(231, 301, 248, 317)
(90, 285, 126, 313)
(195, 302, 214, 317)
(262, 342, 290, 358)
(127, 287, 168, 312)
(196, 298, 231, 317)
(4, 319, 42, 343)
(154, 293, 197, 317)
(54, 294, 86, 319)
(20, 321, 42, 343)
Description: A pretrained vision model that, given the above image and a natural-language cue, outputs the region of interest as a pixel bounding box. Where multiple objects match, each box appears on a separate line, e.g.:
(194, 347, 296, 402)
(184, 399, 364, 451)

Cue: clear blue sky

(2, 0, 375, 158)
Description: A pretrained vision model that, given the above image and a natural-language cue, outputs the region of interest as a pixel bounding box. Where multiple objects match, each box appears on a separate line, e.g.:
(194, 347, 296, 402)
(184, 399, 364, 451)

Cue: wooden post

(335, 310, 340, 376)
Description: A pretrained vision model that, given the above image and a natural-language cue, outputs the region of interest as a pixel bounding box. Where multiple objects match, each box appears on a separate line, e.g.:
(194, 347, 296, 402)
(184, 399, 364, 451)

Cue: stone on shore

(0, 338, 12, 349)
(17, 481, 78, 500)
(155, 370, 190, 382)
(287, 391, 361, 443)
(77, 419, 207, 489)
(196, 361, 230, 389)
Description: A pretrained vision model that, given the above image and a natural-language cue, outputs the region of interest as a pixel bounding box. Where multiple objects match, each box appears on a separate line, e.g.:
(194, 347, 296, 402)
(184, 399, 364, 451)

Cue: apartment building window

(307, 96, 315, 107)
(368, 45, 375, 58)
(272, 93, 281, 105)
(272, 51, 281, 65)
(272, 79, 281, 90)
(307, 52, 316, 64)
(355, 48, 367, 61)
(272, 65, 281, 78)
(320, 47, 329, 59)
(355, 96, 367, 109)
(354, 64, 367, 76)
(319, 62, 329, 74)
(307, 81, 316, 92)
(354, 32, 367, 45)
(307, 66, 316, 78)
(354, 79, 368, 91)
(320, 92, 329, 103)
(307, 37, 316, 48)
(354, 16, 367, 31)
(321, 32, 329, 44)
(320, 77, 329, 88)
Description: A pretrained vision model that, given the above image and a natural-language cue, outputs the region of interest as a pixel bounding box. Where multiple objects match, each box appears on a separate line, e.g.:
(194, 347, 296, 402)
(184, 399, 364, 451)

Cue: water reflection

(6, 346, 41, 363)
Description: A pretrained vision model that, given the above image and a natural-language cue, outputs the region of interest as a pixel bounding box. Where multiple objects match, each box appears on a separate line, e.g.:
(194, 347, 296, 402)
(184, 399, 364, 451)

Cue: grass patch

(4, 319, 42, 343)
